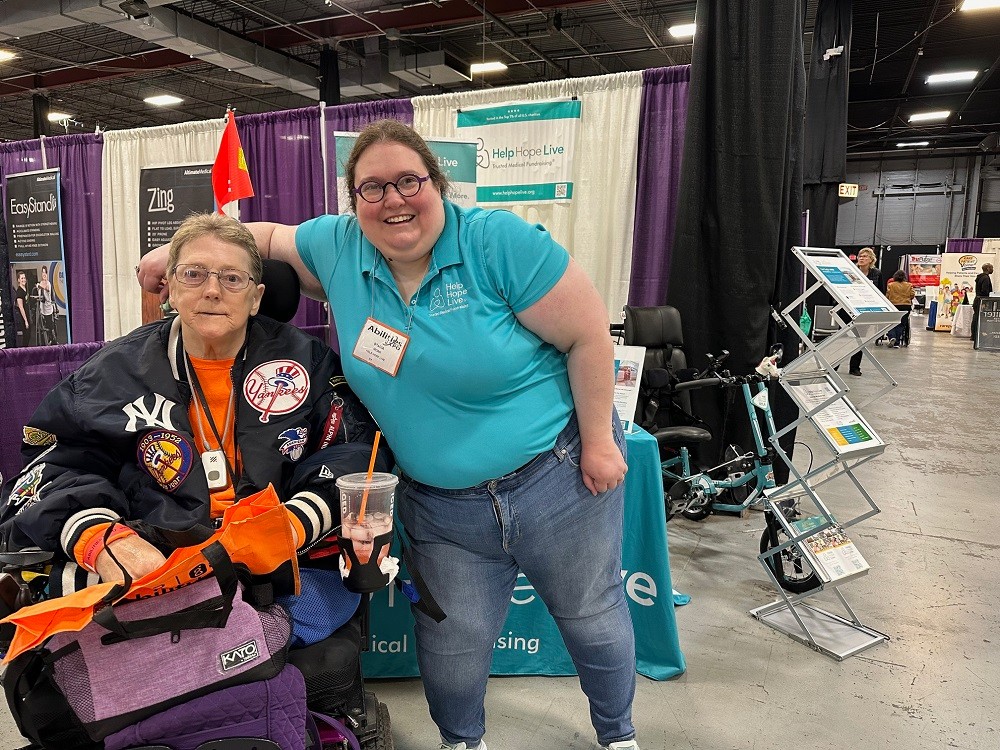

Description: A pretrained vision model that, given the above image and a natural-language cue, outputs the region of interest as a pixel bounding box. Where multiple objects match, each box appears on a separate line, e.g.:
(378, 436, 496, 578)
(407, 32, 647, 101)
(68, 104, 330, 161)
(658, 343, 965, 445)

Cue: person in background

(139, 120, 638, 750)
(848, 247, 883, 375)
(13, 271, 32, 348)
(972, 262, 994, 342)
(30, 266, 57, 346)
(1, 213, 390, 647)
(885, 270, 915, 348)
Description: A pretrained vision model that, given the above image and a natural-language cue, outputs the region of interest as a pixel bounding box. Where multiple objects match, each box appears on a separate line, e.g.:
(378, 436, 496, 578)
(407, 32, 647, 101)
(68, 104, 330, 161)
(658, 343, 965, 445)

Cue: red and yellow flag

(212, 110, 254, 213)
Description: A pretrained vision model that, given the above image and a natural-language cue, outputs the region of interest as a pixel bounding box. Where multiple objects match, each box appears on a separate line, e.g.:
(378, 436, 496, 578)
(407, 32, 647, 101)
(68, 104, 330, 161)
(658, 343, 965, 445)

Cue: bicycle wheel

(758, 518, 821, 594)
(683, 444, 750, 521)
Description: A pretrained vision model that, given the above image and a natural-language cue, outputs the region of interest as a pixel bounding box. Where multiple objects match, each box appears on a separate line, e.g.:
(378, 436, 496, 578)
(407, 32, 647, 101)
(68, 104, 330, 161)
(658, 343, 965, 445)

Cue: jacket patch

(243, 360, 310, 423)
(22, 426, 57, 447)
(10, 464, 46, 511)
(278, 427, 308, 461)
(138, 431, 194, 492)
(123, 393, 178, 433)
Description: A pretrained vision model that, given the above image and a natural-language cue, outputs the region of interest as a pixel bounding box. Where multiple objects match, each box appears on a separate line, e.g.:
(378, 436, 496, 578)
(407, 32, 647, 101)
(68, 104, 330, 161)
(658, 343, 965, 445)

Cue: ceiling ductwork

(0, 0, 174, 39)
(388, 48, 471, 88)
(101, 7, 319, 98)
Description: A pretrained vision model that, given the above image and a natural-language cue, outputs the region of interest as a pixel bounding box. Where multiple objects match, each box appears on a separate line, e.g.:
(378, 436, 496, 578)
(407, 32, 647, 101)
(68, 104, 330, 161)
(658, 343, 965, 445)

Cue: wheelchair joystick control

(337, 472, 397, 593)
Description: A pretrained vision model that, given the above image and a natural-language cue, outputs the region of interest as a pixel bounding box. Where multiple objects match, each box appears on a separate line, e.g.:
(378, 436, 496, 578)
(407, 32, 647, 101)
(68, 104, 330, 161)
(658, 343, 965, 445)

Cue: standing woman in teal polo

(139, 119, 638, 750)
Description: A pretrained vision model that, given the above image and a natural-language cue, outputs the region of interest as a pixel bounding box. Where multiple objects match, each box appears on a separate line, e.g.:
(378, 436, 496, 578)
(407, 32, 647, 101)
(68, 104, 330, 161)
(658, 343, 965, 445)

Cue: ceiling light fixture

(47, 111, 72, 122)
(896, 141, 930, 148)
(960, 0, 1000, 10)
(908, 110, 950, 122)
(926, 70, 978, 84)
(668, 23, 696, 38)
(144, 94, 184, 106)
(471, 61, 507, 74)
(0, 49, 16, 63)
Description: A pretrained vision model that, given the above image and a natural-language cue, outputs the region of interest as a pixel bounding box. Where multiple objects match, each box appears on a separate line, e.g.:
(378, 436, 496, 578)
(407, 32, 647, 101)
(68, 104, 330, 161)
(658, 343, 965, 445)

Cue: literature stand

(749, 247, 900, 660)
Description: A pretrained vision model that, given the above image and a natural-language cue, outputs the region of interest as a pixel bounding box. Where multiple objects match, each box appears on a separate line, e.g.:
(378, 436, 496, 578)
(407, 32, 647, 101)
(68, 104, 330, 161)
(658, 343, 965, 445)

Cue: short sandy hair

(857, 247, 877, 265)
(167, 213, 262, 282)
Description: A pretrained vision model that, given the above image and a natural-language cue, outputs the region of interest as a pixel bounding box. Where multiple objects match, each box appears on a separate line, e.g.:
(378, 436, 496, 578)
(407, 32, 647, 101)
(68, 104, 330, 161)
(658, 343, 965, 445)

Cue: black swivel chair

(622, 305, 713, 450)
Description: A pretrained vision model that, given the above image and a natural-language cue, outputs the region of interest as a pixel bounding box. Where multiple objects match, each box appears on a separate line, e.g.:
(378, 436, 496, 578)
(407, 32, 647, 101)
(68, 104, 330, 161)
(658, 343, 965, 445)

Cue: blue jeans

(398, 413, 636, 747)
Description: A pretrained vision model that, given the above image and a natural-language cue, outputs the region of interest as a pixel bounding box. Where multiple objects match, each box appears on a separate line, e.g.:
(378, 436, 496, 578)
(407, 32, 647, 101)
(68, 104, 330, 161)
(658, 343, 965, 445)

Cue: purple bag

(104, 664, 308, 750)
(45, 542, 292, 740)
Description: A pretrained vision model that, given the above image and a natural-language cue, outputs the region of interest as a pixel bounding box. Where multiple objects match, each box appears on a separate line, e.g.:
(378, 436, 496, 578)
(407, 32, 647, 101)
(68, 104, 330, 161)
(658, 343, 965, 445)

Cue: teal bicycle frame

(661, 376, 778, 515)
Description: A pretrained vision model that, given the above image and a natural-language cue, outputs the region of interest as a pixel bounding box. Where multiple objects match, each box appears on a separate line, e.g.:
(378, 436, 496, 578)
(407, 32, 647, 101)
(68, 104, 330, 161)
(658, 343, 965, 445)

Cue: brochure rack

(749, 247, 902, 660)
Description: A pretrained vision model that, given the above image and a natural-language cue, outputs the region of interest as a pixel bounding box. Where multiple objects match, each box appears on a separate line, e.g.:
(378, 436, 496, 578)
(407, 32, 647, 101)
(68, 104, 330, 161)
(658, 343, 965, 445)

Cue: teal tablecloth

(361, 426, 686, 681)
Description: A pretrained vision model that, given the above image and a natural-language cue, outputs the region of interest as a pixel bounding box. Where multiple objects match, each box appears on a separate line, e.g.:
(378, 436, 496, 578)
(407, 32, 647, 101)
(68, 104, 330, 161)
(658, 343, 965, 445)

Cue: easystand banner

(4, 169, 71, 346)
(139, 164, 214, 257)
(331, 133, 477, 213)
(456, 98, 581, 204)
(0, 214, 10, 349)
(935, 253, 991, 332)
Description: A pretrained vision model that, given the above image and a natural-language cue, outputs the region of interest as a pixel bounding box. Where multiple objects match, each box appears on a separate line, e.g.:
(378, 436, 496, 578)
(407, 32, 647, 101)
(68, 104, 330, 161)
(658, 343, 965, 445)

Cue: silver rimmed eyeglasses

(353, 174, 430, 204)
(173, 264, 254, 292)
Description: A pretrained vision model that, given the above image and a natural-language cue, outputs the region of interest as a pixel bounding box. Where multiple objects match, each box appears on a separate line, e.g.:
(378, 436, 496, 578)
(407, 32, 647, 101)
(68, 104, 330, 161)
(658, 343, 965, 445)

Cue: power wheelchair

(0, 260, 394, 750)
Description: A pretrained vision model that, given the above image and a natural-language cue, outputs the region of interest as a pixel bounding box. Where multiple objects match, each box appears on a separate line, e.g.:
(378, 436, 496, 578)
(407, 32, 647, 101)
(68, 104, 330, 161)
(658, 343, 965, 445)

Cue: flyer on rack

(806, 254, 895, 315)
(789, 380, 883, 455)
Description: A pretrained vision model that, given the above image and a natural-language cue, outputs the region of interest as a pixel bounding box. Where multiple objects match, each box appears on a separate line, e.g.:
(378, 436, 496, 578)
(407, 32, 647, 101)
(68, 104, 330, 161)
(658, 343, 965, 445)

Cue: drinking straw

(357, 431, 381, 524)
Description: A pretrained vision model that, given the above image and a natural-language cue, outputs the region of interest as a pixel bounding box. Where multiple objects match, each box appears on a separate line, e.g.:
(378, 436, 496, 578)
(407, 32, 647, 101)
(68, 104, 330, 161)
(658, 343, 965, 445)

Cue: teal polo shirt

(296, 201, 573, 488)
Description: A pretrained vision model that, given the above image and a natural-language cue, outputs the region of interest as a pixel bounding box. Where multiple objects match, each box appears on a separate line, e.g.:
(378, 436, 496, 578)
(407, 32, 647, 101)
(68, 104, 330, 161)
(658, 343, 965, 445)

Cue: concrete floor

(2, 314, 997, 750)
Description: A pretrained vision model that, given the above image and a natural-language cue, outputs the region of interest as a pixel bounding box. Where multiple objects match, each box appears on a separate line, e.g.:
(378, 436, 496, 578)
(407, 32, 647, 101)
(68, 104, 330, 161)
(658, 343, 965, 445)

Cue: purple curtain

(627, 66, 691, 306)
(238, 107, 327, 327)
(0, 341, 104, 481)
(323, 100, 414, 214)
(0, 135, 104, 344)
(41, 134, 105, 343)
(946, 238, 984, 253)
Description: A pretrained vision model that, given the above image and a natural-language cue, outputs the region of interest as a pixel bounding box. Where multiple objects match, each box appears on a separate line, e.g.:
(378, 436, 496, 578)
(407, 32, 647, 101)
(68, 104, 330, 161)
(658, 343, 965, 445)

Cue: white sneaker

(439, 742, 486, 750)
(602, 741, 640, 750)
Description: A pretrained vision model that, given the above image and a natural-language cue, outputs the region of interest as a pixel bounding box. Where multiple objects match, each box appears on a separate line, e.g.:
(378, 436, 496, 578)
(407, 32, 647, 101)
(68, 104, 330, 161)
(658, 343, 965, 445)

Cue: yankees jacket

(0, 314, 391, 581)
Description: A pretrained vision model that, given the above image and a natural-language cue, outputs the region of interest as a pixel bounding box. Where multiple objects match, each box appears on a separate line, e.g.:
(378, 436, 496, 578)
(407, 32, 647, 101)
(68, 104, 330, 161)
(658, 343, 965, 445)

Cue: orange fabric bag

(2, 484, 298, 662)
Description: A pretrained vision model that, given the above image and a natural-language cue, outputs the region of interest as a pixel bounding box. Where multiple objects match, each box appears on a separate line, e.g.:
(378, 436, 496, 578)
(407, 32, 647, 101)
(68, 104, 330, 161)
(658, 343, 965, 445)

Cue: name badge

(353, 317, 409, 376)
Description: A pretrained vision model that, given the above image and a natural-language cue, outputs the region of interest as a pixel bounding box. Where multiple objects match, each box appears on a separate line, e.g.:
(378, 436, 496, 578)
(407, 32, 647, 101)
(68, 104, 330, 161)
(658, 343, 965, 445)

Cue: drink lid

(336, 471, 399, 492)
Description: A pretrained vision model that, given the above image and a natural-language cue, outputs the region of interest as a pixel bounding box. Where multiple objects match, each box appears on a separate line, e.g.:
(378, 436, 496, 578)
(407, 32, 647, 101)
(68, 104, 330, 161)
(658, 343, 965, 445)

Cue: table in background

(951, 303, 975, 338)
(362, 426, 686, 681)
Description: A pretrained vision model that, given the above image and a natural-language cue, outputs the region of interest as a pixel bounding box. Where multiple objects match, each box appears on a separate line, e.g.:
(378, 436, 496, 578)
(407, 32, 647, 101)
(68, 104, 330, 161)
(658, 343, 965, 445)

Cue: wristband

(81, 524, 137, 572)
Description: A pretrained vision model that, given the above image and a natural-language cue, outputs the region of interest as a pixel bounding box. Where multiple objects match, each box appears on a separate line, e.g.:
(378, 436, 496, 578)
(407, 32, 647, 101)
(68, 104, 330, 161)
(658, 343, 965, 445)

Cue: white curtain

(412, 71, 643, 317)
(102, 119, 226, 339)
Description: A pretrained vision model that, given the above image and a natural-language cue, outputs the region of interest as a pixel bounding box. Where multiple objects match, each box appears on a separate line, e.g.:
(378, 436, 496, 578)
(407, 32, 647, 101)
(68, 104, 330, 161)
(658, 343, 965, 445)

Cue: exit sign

(838, 183, 859, 198)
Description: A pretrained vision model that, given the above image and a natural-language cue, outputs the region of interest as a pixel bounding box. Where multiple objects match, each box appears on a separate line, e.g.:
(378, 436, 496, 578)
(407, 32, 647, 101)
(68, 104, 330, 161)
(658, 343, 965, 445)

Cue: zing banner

(139, 164, 214, 257)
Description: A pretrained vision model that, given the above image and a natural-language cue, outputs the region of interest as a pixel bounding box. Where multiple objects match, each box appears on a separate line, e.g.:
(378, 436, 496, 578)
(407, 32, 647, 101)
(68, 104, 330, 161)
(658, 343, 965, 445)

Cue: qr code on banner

(555, 183, 568, 198)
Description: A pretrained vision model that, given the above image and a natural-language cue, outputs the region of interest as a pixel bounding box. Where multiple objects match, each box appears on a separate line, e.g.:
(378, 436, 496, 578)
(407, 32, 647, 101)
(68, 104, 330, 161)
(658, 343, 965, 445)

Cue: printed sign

(975, 297, 1000, 352)
(796, 248, 895, 315)
(935, 252, 991, 332)
(906, 254, 941, 287)
(331, 133, 477, 214)
(4, 169, 71, 345)
(788, 380, 884, 457)
(138, 164, 214, 257)
(613, 345, 645, 432)
(456, 98, 581, 204)
(0, 214, 10, 349)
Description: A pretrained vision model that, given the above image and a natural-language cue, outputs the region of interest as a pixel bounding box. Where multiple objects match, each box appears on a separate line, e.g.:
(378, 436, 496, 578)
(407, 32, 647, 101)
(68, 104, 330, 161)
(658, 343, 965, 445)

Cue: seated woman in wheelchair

(0, 212, 393, 647)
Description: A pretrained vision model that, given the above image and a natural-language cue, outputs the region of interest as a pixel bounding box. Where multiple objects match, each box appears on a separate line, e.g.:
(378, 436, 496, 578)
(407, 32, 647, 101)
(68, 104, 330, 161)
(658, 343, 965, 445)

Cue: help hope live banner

(4, 169, 72, 345)
(456, 98, 581, 204)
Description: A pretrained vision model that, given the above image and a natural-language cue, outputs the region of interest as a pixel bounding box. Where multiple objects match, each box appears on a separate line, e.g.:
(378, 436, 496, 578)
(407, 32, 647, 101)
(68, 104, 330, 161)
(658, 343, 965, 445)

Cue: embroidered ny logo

(122, 393, 178, 433)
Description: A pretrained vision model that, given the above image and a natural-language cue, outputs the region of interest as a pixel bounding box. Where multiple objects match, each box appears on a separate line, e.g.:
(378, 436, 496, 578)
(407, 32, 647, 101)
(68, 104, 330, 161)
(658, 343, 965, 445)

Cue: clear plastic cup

(337, 472, 397, 565)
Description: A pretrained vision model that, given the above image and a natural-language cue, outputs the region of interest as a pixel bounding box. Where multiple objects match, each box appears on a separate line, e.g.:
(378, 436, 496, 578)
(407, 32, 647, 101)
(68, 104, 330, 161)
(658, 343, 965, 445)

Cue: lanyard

(184, 355, 239, 486)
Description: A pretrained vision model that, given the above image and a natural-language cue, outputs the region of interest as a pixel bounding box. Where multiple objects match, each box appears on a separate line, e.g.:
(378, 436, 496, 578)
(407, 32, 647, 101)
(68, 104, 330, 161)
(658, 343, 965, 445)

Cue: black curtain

(667, 0, 806, 462)
(772, 0, 853, 481)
